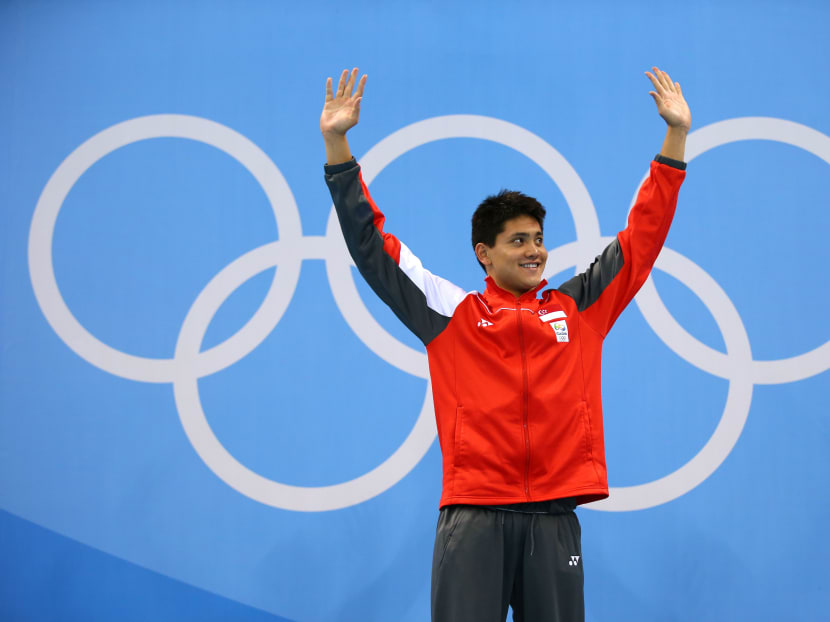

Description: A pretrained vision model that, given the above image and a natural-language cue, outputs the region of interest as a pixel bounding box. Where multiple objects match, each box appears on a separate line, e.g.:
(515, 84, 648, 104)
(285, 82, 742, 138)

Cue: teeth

(521, 263, 539, 268)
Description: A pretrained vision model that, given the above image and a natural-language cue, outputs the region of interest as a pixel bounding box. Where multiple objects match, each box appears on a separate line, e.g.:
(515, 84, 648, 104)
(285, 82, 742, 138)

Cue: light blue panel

(1, 1, 828, 620)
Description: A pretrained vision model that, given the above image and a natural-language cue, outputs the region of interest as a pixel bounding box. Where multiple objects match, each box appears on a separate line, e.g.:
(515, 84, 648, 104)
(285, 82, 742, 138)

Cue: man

(321, 67, 690, 622)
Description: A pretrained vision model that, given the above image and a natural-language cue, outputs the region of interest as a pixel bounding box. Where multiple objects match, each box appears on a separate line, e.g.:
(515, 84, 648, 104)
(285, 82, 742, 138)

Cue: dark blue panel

(0, 510, 292, 622)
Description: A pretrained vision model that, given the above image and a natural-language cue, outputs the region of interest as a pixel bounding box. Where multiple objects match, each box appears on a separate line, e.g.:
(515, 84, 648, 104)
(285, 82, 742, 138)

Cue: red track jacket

(325, 156, 686, 507)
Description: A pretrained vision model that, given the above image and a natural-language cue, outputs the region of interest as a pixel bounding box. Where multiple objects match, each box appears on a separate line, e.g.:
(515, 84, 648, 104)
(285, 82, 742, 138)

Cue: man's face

(477, 214, 548, 298)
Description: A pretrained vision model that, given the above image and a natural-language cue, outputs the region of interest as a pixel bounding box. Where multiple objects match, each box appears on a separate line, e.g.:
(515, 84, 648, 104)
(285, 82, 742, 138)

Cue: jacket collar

(484, 276, 548, 303)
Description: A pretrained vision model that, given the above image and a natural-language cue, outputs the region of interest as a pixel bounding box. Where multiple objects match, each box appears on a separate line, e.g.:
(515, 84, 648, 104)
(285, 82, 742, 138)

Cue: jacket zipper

(516, 302, 531, 500)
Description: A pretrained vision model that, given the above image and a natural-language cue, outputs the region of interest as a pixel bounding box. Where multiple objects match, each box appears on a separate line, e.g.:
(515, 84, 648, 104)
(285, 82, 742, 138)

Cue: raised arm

(321, 68, 468, 345)
(558, 67, 690, 335)
(646, 66, 691, 162)
(320, 68, 367, 165)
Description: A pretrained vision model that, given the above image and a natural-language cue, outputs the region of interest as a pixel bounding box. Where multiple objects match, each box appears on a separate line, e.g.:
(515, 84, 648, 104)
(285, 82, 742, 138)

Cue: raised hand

(321, 68, 367, 138)
(646, 67, 691, 132)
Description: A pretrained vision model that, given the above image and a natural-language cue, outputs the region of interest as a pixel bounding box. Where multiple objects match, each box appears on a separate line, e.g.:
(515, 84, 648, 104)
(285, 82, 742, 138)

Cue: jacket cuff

(324, 157, 359, 175)
(654, 154, 687, 170)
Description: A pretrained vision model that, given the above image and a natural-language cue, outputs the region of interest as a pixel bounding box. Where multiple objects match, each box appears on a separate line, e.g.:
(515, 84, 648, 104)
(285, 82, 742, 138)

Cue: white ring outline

(27, 114, 303, 383)
(634, 118, 830, 385)
(588, 240, 755, 512)
(170, 240, 439, 511)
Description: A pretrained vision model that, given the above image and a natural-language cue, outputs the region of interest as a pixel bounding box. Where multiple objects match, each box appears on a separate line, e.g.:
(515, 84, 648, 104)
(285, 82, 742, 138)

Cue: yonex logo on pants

(569, 555, 580, 566)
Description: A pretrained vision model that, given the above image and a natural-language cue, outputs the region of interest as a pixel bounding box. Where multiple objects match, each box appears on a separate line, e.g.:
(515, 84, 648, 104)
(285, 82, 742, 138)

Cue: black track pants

(430, 502, 584, 622)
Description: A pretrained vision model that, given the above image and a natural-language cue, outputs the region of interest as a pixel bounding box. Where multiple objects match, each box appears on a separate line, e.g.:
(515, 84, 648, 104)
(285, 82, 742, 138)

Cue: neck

(486, 275, 539, 299)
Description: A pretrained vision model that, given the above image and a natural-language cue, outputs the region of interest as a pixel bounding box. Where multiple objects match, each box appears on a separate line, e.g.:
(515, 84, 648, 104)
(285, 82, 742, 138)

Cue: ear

(474, 242, 492, 268)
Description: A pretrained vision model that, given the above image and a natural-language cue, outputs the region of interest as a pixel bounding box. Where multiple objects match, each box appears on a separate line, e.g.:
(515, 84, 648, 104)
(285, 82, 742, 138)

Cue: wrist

(666, 123, 690, 135)
(659, 125, 688, 162)
(322, 128, 348, 142)
(323, 131, 352, 166)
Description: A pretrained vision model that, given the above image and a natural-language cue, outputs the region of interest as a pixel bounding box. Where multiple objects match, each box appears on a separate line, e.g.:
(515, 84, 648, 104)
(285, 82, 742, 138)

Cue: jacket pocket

(578, 400, 595, 461)
(453, 406, 466, 467)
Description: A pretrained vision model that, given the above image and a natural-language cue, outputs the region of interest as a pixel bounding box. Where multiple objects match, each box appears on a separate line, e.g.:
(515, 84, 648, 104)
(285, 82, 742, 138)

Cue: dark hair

(471, 190, 546, 271)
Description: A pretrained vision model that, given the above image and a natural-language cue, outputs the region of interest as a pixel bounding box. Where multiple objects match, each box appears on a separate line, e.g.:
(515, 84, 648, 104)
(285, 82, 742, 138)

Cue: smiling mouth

(520, 263, 540, 269)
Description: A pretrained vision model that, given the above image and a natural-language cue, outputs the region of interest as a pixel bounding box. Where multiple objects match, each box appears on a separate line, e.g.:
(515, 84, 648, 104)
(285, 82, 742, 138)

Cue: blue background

(2, 1, 829, 620)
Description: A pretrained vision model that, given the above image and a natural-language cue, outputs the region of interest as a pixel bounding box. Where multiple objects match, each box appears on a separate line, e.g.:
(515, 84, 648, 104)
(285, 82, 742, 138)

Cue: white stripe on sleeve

(397, 241, 470, 317)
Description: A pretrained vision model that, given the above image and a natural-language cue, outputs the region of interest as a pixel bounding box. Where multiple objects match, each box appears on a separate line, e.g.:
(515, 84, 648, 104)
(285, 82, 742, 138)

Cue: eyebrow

(506, 231, 543, 238)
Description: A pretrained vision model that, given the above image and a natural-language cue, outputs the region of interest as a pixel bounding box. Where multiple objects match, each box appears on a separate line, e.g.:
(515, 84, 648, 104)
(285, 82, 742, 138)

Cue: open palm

(320, 68, 367, 136)
(646, 67, 691, 131)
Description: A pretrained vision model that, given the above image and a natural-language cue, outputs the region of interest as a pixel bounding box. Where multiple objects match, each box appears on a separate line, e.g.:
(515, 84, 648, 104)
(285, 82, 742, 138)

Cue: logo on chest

(538, 309, 569, 343)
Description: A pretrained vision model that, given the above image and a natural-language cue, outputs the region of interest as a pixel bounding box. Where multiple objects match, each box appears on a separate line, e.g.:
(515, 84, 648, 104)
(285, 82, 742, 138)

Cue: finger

(648, 91, 661, 106)
(336, 69, 348, 97)
(355, 74, 367, 99)
(651, 67, 669, 93)
(325, 77, 333, 102)
(345, 67, 358, 97)
(675, 81, 683, 96)
(657, 67, 675, 92)
(645, 71, 663, 94)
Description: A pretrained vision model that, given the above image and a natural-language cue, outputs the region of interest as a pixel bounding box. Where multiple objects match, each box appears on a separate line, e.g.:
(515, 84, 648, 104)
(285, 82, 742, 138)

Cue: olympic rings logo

(28, 114, 830, 512)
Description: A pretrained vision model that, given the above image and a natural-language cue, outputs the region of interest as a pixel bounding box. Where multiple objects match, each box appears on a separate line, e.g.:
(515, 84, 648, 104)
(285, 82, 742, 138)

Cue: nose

(529, 243, 547, 263)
